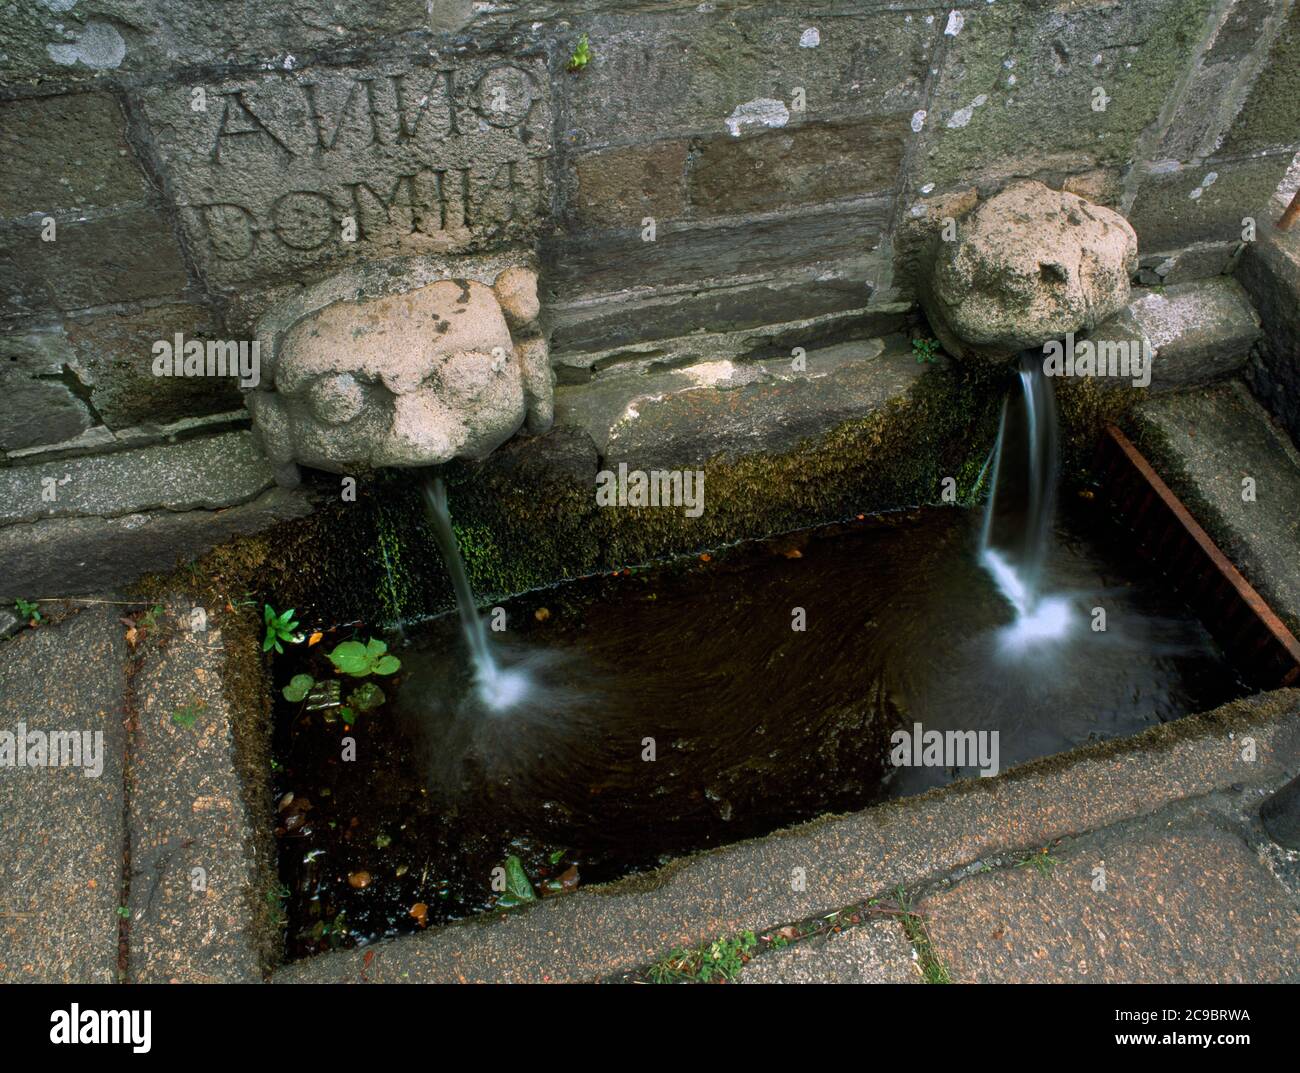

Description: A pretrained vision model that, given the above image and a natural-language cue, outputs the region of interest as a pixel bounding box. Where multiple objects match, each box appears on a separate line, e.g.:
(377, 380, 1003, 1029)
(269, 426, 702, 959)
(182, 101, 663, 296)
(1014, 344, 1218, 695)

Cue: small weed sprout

(648, 930, 757, 983)
(14, 598, 41, 625)
(567, 33, 592, 72)
(912, 337, 941, 364)
(263, 604, 303, 654)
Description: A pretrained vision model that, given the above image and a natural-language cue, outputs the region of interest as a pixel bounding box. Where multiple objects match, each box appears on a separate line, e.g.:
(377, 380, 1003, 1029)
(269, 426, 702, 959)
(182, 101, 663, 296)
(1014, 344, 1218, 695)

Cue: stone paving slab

(275, 689, 1300, 984)
(1129, 381, 1300, 637)
(920, 815, 1300, 983)
(126, 600, 270, 983)
(0, 607, 127, 982)
(738, 919, 918, 984)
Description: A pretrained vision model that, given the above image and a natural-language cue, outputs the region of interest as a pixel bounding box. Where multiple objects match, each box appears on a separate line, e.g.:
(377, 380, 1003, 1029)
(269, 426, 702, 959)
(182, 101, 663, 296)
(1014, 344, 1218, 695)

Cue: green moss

(1221, 4, 1300, 155)
(924, 0, 1216, 188)
(1054, 376, 1141, 487)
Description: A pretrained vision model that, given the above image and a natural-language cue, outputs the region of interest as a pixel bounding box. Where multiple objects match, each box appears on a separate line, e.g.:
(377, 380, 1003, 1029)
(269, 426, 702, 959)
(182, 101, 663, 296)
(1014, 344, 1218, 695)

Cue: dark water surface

(274, 503, 1244, 958)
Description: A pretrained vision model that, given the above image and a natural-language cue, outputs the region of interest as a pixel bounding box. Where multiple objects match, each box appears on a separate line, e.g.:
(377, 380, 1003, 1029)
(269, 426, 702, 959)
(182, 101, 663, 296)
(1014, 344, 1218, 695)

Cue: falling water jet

(979, 350, 1075, 650)
(420, 474, 530, 711)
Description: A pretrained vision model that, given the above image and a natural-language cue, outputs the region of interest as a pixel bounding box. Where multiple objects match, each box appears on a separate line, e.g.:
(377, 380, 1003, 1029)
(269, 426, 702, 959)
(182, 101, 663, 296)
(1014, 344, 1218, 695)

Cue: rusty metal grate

(1094, 424, 1300, 690)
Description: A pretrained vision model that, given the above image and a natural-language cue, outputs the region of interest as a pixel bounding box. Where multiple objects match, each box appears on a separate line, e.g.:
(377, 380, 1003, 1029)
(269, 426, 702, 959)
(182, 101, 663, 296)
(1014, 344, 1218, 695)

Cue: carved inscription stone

(138, 58, 552, 287)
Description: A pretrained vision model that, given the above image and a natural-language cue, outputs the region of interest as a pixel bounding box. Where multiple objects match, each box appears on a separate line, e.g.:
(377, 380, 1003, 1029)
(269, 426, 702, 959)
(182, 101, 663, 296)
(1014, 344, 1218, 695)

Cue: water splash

(980, 351, 1076, 650)
(420, 474, 530, 711)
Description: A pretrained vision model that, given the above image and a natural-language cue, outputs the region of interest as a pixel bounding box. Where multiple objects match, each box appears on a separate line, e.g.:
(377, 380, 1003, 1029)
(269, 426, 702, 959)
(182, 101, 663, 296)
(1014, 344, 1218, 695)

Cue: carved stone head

(246, 258, 552, 484)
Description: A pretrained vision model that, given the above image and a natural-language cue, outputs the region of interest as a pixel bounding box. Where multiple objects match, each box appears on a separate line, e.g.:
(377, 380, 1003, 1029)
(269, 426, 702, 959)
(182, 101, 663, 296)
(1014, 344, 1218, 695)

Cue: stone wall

(3, 0, 1298, 458)
(1, 1, 1298, 599)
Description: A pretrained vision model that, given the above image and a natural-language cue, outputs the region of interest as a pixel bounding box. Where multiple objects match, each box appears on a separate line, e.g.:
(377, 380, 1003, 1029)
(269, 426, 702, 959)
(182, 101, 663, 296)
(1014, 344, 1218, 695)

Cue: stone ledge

(1079, 276, 1261, 391)
(922, 810, 1300, 983)
(0, 430, 275, 526)
(557, 335, 921, 469)
(0, 486, 312, 600)
(1128, 381, 1300, 636)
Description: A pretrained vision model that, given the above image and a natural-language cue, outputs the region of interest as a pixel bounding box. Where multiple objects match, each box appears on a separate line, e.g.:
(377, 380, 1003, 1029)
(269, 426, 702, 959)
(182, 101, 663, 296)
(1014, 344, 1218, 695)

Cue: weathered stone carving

(138, 58, 551, 287)
(922, 180, 1139, 362)
(246, 254, 552, 484)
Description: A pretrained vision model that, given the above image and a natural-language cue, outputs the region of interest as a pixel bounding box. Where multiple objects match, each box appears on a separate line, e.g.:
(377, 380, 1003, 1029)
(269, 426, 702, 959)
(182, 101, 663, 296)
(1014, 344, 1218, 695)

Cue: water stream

(419, 474, 530, 711)
(980, 351, 1076, 650)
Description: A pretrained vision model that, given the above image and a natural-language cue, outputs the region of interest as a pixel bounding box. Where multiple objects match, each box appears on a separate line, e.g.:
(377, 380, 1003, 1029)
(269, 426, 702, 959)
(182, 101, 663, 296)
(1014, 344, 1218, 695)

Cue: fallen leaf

(308, 631, 323, 646)
(410, 902, 428, 927)
(534, 607, 550, 622)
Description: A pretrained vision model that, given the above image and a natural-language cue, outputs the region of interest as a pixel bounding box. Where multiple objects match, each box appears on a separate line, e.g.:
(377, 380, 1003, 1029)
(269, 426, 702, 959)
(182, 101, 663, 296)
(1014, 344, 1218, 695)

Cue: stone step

(0, 597, 276, 983)
(1128, 380, 1300, 637)
(1080, 276, 1261, 391)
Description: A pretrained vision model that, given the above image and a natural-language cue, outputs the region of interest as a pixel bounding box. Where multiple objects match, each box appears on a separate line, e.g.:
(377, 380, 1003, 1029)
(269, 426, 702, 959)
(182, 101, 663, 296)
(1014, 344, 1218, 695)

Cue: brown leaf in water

(410, 902, 428, 927)
(348, 870, 372, 889)
(534, 607, 550, 622)
(308, 631, 323, 646)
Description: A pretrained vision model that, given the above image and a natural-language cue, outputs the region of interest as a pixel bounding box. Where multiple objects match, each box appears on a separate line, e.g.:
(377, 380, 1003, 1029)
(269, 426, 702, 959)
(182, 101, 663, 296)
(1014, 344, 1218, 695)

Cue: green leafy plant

(495, 854, 538, 909)
(1017, 848, 1060, 876)
(895, 885, 949, 984)
(262, 604, 303, 654)
(649, 931, 758, 983)
(116, 906, 131, 920)
(567, 33, 591, 71)
(282, 674, 315, 703)
(912, 337, 941, 364)
(326, 637, 400, 678)
(14, 598, 41, 624)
